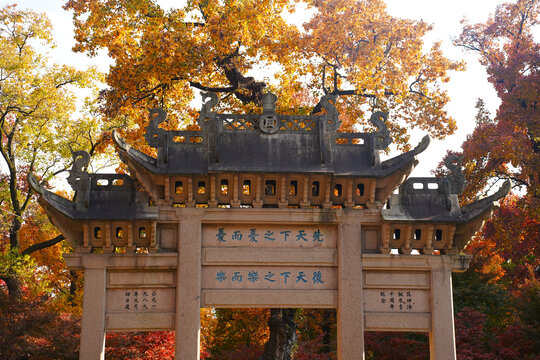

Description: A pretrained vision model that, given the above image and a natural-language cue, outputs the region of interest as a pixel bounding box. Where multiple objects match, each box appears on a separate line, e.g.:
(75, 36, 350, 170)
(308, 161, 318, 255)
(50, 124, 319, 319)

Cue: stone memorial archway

(30, 92, 509, 360)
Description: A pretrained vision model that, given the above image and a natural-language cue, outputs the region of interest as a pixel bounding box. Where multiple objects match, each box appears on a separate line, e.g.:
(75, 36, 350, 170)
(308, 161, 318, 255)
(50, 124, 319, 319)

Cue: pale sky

(1, 0, 522, 177)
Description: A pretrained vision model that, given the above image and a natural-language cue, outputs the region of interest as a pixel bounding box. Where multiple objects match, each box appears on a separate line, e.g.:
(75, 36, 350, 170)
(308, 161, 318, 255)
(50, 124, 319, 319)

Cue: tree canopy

(450, 0, 539, 287)
(453, 0, 539, 203)
(445, 2, 540, 357)
(64, 0, 463, 149)
(0, 4, 101, 297)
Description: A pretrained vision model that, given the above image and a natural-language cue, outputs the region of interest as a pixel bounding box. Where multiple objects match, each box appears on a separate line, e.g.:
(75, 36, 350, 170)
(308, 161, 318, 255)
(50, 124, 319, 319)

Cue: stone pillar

(429, 256, 456, 360)
(336, 211, 365, 359)
(175, 209, 203, 360)
(80, 255, 108, 360)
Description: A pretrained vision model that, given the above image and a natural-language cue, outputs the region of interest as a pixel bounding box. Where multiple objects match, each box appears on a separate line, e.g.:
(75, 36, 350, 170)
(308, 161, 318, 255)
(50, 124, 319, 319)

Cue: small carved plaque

(106, 288, 175, 313)
(258, 114, 279, 134)
(363, 289, 429, 313)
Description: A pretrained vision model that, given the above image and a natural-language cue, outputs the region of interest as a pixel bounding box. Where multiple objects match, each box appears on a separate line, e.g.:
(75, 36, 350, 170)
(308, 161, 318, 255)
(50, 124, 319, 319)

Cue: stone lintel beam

(63, 253, 178, 271)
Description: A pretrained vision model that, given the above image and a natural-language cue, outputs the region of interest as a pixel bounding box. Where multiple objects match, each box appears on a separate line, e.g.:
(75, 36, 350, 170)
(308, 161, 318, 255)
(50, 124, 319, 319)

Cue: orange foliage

(465, 195, 539, 289)
(64, 0, 463, 152)
(454, 0, 539, 204)
(204, 308, 269, 359)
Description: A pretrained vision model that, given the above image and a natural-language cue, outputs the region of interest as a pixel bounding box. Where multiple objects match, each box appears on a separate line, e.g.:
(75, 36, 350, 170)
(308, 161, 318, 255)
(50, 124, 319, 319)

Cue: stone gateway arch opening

(30, 92, 509, 360)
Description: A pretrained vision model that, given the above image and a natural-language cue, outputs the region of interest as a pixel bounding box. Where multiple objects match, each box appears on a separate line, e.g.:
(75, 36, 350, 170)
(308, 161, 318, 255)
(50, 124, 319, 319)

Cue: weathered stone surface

(116, 92, 425, 177)
(380, 155, 510, 253)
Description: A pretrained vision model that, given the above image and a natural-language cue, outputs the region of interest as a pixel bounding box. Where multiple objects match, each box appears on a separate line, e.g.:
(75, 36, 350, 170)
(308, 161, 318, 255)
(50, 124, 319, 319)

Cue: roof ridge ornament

(197, 92, 219, 129)
(380, 135, 430, 169)
(443, 154, 466, 199)
(319, 94, 340, 131)
(145, 108, 168, 148)
(258, 92, 279, 134)
(261, 92, 277, 113)
(67, 150, 92, 208)
(67, 150, 90, 192)
(370, 111, 392, 150)
(462, 180, 511, 215)
(413, 135, 430, 154)
(27, 173, 44, 196)
(144, 108, 170, 166)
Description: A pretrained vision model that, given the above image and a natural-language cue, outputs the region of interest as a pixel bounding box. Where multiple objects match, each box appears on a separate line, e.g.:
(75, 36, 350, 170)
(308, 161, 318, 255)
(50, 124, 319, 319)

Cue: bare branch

(188, 81, 236, 93)
(55, 78, 78, 89)
(21, 234, 65, 255)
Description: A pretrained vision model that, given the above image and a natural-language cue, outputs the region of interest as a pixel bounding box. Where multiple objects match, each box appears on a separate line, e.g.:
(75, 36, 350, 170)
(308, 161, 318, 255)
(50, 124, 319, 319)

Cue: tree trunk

(261, 308, 297, 360)
(1, 275, 21, 300)
(68, 271, 79, 306)
(9, 215, 22, 250)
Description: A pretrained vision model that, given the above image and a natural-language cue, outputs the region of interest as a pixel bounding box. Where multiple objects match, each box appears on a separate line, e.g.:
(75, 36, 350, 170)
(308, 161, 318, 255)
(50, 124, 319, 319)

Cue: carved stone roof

(27, 96, 509, 255)
(113, 92, 429, 177)
(28, 152, 157, 221)
(381, 156, 511, 224)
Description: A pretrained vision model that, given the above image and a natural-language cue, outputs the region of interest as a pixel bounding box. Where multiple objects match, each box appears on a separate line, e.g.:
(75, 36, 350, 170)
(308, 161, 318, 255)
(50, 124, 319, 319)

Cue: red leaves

(453, 287, 540, 360)
(467, 195, 540, 289)
(105, 331, 175, 360)
(0, 289, 81, 360)
(364, 332, 429, 360)
(455, 0, 539, 204)
(455, 308, 496, 360)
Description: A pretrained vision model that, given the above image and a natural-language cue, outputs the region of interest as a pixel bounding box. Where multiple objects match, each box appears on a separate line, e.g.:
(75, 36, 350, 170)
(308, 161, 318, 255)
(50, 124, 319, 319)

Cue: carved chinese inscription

(362, 271, 430, 314)
(202, 266, 336, 290)
(124, 289, 158, 311)
(106, 288, 176, 313)
(378, 290, 414, 311)
(203, 225, 336, 248)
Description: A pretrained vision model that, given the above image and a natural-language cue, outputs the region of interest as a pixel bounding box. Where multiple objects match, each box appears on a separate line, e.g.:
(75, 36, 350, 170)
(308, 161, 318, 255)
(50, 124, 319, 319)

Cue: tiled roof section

(382, 155, 511, 224)
(28, 152, 157, 221)
(114, 92, 429, 177)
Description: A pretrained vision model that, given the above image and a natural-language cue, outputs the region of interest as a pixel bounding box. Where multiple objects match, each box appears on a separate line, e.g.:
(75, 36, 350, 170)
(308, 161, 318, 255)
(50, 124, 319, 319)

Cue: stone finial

(442, 154, 466, 211)
(197, 92, 219, 128)
(444, 154, 466, 195)
(370, 112, 392, 150)
(259, 92, 279, 134)
(67, 150, 90, 191)
(261, 92, 277, 114)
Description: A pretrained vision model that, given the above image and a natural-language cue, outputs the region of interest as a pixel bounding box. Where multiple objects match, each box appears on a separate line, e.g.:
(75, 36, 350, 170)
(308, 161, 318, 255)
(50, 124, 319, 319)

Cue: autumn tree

(442, 1, 539, 358)
(450, 0, 539, 282)
(204, 308, 270, 359)
(454, 0, 539, 203)
(0, 4, 101, 298)
(0, 258, 81, 360)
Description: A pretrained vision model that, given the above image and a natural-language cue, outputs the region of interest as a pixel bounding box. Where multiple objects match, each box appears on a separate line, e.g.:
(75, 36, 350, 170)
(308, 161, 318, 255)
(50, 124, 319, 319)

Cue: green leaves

(0, 248, 32, 279)
(0, 5, 104, 291)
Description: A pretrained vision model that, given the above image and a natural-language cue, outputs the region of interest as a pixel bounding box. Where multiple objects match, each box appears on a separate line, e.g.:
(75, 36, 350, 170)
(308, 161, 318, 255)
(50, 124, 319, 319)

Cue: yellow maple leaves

(64, 0, 464, 150)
